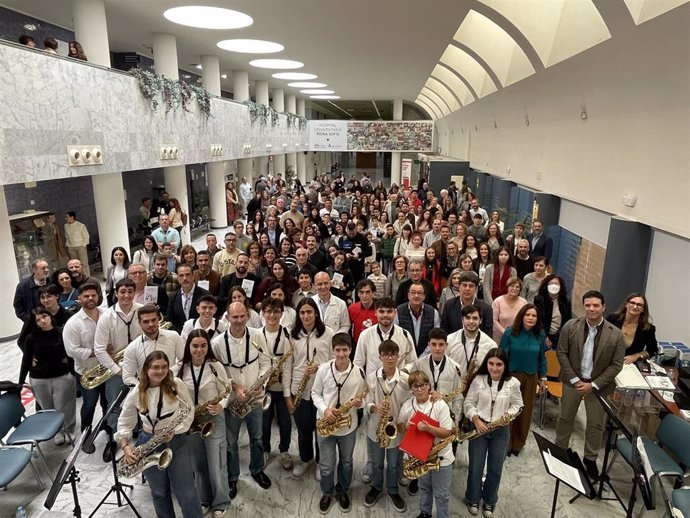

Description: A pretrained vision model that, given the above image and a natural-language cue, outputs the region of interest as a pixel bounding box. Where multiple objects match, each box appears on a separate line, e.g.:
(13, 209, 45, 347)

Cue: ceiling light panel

(250, 59, 303, 69)
(310, 95, 340, 99)
(300, 89, 335, 95)
(217, 39, 284, 54)
(273, 72, 318, 80)
(288, 82, 327, 88)
(163, 6, 253, 29)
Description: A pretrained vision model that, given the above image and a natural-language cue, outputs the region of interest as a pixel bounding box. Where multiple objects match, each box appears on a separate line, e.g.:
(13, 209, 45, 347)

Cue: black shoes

(251, 470, 272, 489)
(508, 449, 520, 457)
(102, 441, 115, 463)
(318, 495, 332, 514)
(228, 480, 237, 499)
(408, 479, 419, 495)
(364, 487, 381, 507)
(389, 492, 407, 513)
(584, 458, 599, 481)
(337, 493, 351, 513)
(416, 513, 432, 518)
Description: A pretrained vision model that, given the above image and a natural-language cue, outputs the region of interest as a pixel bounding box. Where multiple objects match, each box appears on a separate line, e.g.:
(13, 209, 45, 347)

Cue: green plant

(129, 69, 211, 117)
(269, 107, 279, 127)
(285, 165, 296, 188)
(244, 100, 259, 124)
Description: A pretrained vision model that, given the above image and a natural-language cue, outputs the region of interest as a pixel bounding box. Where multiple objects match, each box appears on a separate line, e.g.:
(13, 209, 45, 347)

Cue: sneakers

(263, 451, 270, 469)
(318, 495, 332, 514)
(212, 510, 227, 518)
(201, 504, 210, 515)
(292, 459, 314, 477)
(482, 503, 495, 517)
(361, 468, 372, 484)
(315, 468, 321, 481)
(584, 458, 599, 481)
(337, 493, 351, 513)
(407, 479, 419, 495)
(398, 475, 410, 487)
(54, 432, 65, 446)
(468, 502, 480, 515)
(388, 492, 406, 513)
(363, 487, 381, 507)
(281, 452, 294, 471)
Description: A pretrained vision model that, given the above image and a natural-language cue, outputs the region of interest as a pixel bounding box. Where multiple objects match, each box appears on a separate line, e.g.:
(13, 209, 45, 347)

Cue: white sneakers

(292, 459, 314, 477)
(281, 452, 294, 471)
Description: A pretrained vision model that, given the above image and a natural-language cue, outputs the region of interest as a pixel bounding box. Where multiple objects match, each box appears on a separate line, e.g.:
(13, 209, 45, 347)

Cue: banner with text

(309, 120, 433, 152)
(309, 120, 348, 151)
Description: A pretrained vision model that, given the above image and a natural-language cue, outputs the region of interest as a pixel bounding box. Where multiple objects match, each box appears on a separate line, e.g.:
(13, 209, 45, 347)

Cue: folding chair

(0, 446, 44, 490)
(670, 487, 690, 518)
(538, 350, 563, 428)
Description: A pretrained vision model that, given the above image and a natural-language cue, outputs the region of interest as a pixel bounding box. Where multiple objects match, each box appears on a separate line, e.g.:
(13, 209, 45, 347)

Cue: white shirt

(63, 307, 106, 375)
(180, 317, 228, 345)
(447, 329, 497, 379)
(122, 329, 184, 386)
(239, 182, 252, 201)
(282, 327, 334, 400)
(365, 368, 410, 447)
(254, 326, 292, 392)
(173, 360, 231, 408)
(93, 303, 143, 375)
(463, 375, 523, 424)
(260, 306, 296, 330)
(312, 294, 350, 334)
(311, 359, 367, 437)
(399, 397, 455, 466)
(116, 378, 194, 440)
(409, 355, 464, 417)
(211, 327, 271, 389)
(354, 324, 417, 375)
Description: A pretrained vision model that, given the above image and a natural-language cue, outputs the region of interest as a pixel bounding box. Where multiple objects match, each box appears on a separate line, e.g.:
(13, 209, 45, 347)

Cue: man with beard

(440, 272, 492, 336)
(218, 254, 260, 311)
(337, 222, 371, 284)
(193, 250, 221, 296)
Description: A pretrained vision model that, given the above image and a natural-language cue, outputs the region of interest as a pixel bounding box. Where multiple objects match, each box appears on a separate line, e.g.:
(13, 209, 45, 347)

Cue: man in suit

(395, 260, 437, 308)
(555, 290, 625, 480)
(167, 264, 209, 332)
(129, 263, 169, 315)
(262, 214, 283, 249)
(528, 220, 553, 262)
(395, 281, 440, 357)
(440, 272, 493, 337)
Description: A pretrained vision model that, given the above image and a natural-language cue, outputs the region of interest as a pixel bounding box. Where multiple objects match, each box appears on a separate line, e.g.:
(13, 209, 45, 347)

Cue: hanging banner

(309, 120, 348, 151)
(308, 120, 434, 152)
(401, 158, 412, 189)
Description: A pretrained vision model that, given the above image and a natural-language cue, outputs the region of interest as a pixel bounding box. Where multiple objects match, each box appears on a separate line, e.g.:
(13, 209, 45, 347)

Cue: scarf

(491, 263, 511, 300)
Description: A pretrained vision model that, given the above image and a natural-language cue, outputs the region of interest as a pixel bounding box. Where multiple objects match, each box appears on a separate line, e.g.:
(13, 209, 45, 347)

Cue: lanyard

(142, 389, 174, 433)
(223, 331, 255, 372)
(330, 362, 353, 408)
(487, 377, 505, 420)
(116, 311, 135, 343)
(190, 362, 205, 405)
(412, 398, 434, 417)
(264, 326, 286, 357)
(193, 317, 219, 338)
(376, 325, 393, 343)
(377, 370, 398, 397)
(428, 356, 446, 391)
(461, 332, 479, 371)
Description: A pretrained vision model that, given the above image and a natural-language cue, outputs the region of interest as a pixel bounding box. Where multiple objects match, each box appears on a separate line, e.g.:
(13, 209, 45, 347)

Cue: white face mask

(547, 284, 560, 295)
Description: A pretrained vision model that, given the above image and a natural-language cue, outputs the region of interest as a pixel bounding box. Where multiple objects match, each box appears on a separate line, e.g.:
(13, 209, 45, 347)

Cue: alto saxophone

(228, 343, 293, 419)
(316, 387, 369, 437)
(81, 348, 126, 389)
(461, 355, 478, 398)
(188, 364, 232, 439)
(376, 393, 398, 448)
(456, 408, 522, 443)
(292, 347, 317, 409)
(117, 392, 191, 479)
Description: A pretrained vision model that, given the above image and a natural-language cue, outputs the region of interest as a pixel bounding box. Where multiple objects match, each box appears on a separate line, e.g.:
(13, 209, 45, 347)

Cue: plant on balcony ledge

(269, 107, 279, 127)
(129, 69, 211, 117)
(244, 100, 259, 124)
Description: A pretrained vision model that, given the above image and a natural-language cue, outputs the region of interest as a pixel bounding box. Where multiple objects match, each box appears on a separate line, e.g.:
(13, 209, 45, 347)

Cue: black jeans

(293, 398, 319, 463)
(262, 390, 292, 454)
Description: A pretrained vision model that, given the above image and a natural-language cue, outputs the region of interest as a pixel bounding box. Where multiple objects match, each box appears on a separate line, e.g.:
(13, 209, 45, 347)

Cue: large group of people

(10, 170, 658, 518)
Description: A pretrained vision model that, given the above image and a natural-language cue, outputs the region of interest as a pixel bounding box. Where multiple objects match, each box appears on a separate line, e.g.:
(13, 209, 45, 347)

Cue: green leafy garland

(244, 100, 259, 124)
(129, 68, 211, 117)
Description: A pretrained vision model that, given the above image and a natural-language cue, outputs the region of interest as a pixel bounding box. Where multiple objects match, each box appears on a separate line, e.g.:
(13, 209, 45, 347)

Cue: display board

(309, 120, 434, 152)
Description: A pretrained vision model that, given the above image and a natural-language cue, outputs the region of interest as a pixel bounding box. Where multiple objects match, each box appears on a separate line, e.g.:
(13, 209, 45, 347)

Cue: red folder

(400, 411, 439, 461)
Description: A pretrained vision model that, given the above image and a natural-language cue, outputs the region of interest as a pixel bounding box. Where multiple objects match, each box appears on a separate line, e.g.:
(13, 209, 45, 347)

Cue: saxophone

(456, 408, 522, 443)
(376, 393, 398, 448)
(188, 364, 232, 439)
(80, 348, 126, 389)
(461, 355, 478, 398)
(116, 392, 191, 479)
(228, 344, 293, 419)
(316, 387, 369, 437)
(292, 347, 317, 409)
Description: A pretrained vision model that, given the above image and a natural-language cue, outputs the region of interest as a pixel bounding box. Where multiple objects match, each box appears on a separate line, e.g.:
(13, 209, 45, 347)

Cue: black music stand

(83, 385, 142, 518)
(533, 432, 596, 518)
(627, 435, 655, 518)
(44, 427, 90, 517)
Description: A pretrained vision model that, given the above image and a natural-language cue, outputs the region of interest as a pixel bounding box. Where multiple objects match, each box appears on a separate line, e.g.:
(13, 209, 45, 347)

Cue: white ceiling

(2, 0, 470, 102)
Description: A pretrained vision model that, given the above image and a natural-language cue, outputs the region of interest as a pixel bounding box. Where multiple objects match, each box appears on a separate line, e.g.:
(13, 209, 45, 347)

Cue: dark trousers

(262, 390, 292, 454)
(293, 398, 319, 463)
(78, 376, 108, 431)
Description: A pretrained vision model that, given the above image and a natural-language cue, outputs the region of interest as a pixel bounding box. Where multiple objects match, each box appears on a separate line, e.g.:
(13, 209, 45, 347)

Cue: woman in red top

(422, 247, 443, 298)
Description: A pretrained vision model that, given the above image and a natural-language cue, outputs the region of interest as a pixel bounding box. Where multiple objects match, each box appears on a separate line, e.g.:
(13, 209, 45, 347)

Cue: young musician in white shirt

(117, 351, 201, 518)
(311, 333, 367, 515)
(399, 370, 455, 518)
(363, 340, 410, 512)
(463, 348, 524, 517)
(175, 330, 232, 517)
(447, 305, 497, 380)
(180, 295, 228, 344)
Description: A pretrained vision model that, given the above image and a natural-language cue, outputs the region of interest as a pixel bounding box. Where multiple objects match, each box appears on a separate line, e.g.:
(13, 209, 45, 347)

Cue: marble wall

(0, 42, 308, 186)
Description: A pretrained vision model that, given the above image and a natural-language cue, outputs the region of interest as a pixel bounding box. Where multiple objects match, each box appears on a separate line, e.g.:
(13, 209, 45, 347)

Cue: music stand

(627, 436, 655, 518)
(44, 427, 90, 517)
(83, 385, 142, 518)
(533, 432, 596, 518)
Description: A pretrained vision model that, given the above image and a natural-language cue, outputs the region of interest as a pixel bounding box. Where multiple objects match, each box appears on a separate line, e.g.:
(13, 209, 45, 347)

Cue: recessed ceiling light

(300, 89, 335, 95)
(288, 82, 327, 88)
(220, 74, 228, 79)
(217, 39, 284, 54)
(273, 72, 318, 80)
(310, 95, 340, 100)
(250, 59, 303, 69)
(163, 6, 253, 29)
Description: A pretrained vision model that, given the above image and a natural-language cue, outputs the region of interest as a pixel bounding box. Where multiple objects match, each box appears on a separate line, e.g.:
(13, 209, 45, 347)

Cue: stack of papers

(615, 364, 649, 389)
(645, 376, 676, 391)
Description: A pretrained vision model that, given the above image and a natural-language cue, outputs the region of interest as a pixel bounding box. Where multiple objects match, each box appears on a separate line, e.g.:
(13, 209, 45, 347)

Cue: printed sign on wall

(309, 120, 348, 151)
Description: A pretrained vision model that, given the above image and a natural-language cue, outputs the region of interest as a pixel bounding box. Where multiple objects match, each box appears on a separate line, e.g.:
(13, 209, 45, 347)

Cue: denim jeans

(419, 463, 452, 518)
(317, 429, 357, 496)
(225, 406, 264, 480)
(262, 390, 292, 454)
(465, 425, 510, 506)
(104, 374, 125, 430)
(190, 413, 230, 510)
(366, 437, 401, 494)
(78, 376, 107, 431)
(293, 398, 319, 463)
(138, 432, 202, 518)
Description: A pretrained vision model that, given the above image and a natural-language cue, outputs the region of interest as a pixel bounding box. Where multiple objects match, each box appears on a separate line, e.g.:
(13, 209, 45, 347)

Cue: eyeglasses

(130, 271, 146, 275)
(263, 309, 283, 315)
(627, 301, 644, 308)
(411, 383, 429, 390)
(380, 354, 399, 359)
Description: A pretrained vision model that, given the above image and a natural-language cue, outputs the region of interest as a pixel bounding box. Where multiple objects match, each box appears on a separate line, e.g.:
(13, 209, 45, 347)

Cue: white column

(391, 98, 403, 187)
(92, 171, 130, 262)
(72, 0, 110, 67)
(296, 98, 307, 184)
(255, 81, 269, 106)
(153, 33, 179, 80)
(285, 94, 297, 185)
(233, 70, 249, 102)
(208, 162, 227, 229)
(201, 55, 221, 96)
(272, 89, 286, 178)
(0, 188, 24, 338)
(163, 166, 190, 245)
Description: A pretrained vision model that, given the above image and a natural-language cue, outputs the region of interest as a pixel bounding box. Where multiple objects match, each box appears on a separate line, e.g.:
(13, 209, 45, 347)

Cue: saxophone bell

(188, 420, 215, 439)
(383, 421, 398, 440)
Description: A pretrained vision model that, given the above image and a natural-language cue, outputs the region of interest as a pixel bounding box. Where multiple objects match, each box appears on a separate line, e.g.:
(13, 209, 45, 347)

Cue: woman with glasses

(606, 293, 657, 364)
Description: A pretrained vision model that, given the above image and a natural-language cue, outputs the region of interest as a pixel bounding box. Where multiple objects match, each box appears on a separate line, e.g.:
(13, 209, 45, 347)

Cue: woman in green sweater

(499, 304, 546, 456)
